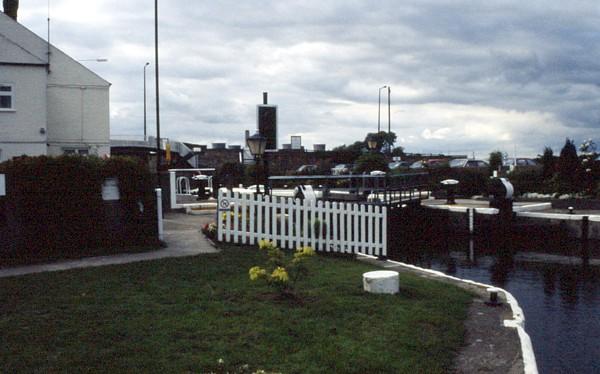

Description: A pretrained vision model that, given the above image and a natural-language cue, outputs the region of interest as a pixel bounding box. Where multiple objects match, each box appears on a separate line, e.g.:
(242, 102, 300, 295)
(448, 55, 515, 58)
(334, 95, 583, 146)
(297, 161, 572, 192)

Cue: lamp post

(143, 62, 150, 142)
(154, 0, 161, 176)
(387, 86, 391, 153)
(77, 58, 108, 62)
(378, 86, 387, 133)
(246, 132, 267, 194)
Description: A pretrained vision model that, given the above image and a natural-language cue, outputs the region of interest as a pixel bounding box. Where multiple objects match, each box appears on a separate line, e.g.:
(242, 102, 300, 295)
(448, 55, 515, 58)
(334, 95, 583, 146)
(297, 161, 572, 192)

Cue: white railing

(217, 189, 387, 257)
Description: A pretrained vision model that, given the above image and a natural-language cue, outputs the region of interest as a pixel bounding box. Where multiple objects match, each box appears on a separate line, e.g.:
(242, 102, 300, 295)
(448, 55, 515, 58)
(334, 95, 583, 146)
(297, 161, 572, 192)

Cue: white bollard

(155, 188, 164, 241)
(363, 270, 399, 294)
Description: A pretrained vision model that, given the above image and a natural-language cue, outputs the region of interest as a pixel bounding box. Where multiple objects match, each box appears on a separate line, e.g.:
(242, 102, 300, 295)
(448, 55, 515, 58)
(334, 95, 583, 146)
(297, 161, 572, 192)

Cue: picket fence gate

(217, 189, 388, 257)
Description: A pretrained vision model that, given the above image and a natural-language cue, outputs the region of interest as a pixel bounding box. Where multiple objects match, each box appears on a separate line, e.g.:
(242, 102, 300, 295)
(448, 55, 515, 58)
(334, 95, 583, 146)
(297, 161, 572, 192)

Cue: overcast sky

(16, 0, 600, 157)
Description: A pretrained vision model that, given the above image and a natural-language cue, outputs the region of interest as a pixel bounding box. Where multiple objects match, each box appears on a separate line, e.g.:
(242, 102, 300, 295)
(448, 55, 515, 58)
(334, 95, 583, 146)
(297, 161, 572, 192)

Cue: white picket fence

(217, 189, 388, 257)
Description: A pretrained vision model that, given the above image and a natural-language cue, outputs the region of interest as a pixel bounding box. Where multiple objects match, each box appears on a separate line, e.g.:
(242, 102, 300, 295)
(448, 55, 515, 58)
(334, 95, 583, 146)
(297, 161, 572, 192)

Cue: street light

(247, 132, 267, 194)
(77, 58, 108, 62)
(154, 0, 162, 176)
(387, 86, 391, 152)
(378, 86, 387, 133)
(143, 62, 150, 142)
(367, 135, 378, 152)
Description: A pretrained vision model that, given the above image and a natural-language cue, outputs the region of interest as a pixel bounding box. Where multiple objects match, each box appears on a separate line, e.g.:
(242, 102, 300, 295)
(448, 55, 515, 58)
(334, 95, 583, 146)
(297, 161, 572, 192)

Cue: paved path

(0, 212, 218, 278)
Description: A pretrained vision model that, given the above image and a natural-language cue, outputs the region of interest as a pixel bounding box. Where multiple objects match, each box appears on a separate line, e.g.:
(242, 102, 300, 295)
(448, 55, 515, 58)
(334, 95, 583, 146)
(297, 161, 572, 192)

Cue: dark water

(391, 241, 600, 374)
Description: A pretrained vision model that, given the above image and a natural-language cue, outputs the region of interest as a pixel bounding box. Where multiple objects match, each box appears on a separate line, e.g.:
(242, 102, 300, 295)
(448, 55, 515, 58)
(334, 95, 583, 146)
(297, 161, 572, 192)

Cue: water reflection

(390, 238, 600, 374)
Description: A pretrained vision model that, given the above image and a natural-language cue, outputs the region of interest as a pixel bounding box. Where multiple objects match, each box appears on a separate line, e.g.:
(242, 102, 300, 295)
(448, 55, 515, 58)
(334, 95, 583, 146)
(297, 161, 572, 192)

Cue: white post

(382, 206, 388, 257)
(169, 171, 177, 209)
(155, 188, 164, 241)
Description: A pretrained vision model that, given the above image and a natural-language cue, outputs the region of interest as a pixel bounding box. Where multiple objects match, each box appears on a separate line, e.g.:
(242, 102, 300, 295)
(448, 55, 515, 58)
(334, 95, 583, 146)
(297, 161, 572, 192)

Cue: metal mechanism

(440, 179, 459, 205)
(268, 173, 429, 204)
(489, 177, 514, 215)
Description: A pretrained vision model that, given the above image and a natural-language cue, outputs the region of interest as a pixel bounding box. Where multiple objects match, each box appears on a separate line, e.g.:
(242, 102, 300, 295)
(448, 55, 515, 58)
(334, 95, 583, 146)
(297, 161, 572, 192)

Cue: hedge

(0, 155, 158, 265)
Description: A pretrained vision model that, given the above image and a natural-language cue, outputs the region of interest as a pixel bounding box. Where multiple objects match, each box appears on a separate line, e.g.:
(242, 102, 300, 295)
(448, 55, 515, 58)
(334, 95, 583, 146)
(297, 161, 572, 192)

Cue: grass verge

(0, 245, 472, 373)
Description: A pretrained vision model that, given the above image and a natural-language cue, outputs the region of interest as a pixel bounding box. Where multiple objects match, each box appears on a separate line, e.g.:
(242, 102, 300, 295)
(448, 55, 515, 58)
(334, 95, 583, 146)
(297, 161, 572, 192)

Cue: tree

(391, 146, 405, 158)
(557, 138, 581, 193)
(330, 141, 365, 164)
(488, 150, 503, 174)
(354, 153, 389, 174)
(539, 146, 555, 180)
(579, 138, 598, 195)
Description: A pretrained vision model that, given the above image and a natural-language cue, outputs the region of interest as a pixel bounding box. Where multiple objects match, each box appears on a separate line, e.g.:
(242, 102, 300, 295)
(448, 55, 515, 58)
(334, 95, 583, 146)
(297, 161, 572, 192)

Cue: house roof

(0, 11, 109, 86)
(0, 31, 46, 65)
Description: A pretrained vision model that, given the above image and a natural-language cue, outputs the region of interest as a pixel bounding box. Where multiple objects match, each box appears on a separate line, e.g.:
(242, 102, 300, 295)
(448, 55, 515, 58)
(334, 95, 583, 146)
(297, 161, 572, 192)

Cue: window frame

(0, 83, 14, 111)
(63, 148, 90, 156)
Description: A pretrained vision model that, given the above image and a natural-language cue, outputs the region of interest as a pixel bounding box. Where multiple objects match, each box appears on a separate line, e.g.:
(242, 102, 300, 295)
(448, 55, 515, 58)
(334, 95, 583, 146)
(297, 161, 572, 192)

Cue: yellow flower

(249, 266, 267, 281)
(259, 240, 276, 251)
(270, 267, 289, 283)
(293, 246, 316, 262)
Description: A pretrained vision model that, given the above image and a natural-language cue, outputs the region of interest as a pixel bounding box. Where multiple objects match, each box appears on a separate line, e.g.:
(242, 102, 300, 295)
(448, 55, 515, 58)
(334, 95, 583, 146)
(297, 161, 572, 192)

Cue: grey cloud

(17, 0, 600, 157)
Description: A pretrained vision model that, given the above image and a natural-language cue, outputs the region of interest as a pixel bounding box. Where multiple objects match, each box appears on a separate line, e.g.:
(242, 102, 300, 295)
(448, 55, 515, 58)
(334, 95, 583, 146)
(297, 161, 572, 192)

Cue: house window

(63, 148, 89, 156)
(0, 84, 14, 110)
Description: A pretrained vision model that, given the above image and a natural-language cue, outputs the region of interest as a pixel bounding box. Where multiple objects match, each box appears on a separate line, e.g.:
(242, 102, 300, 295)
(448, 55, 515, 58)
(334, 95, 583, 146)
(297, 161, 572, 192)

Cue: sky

(15, 0, 600, 157)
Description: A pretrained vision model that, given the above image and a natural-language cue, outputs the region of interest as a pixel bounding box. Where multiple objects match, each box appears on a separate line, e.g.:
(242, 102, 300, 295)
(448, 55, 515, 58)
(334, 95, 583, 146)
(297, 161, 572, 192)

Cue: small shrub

(202, 222, 217, 240)
(249, 240, 315, 297)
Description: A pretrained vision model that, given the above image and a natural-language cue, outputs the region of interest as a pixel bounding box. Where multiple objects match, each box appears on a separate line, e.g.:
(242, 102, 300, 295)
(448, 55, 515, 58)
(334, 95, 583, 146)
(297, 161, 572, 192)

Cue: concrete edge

(357, 253, 539, 374)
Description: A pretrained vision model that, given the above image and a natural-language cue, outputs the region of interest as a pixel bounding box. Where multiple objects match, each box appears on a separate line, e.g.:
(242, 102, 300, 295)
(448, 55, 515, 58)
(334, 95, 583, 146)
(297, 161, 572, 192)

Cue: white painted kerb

(359, 254, 538, 374)
(363, 270, 399, 294)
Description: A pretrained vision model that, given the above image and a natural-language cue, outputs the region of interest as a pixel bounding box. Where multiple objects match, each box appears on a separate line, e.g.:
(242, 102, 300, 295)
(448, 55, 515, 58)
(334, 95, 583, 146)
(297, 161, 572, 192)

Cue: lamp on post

(246, 132, 267, 194)
(143, 62, 150, 142)
(367, 135, 378, 152)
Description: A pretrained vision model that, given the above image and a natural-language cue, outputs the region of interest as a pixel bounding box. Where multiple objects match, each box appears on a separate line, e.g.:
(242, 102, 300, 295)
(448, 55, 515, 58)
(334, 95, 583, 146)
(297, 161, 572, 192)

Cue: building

(0, 6, 110, 162)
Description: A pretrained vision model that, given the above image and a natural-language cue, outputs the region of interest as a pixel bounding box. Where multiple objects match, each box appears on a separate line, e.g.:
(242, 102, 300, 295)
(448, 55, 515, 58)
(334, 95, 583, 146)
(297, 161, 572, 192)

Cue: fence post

(155, 188, 164, 242)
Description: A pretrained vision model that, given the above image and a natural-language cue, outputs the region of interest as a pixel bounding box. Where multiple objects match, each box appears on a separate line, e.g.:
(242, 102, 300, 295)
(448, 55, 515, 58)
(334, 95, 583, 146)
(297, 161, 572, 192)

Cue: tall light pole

(387, 86, 391, 153)
(154, 0, 161, 173)
(143, 62, 150, 142)
(378, 85, 387, 133)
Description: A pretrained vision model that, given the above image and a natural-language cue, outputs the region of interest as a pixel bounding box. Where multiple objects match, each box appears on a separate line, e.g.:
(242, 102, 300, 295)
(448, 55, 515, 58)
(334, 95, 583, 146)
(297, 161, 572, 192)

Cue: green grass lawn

(0, 246, 472, 373)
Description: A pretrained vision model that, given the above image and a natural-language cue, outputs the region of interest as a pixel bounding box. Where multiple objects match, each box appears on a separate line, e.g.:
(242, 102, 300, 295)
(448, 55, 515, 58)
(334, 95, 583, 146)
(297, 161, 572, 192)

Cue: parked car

(425, 159, 449, 168)
(449, 158, 489, 168)
(331, 163, 352, 175)
(388, 161, 410, 170)
(295, 164, 318, 175)
(503, 158, 539, 167)
(409, 160, 426, 169)
(409, 159, 448, 169)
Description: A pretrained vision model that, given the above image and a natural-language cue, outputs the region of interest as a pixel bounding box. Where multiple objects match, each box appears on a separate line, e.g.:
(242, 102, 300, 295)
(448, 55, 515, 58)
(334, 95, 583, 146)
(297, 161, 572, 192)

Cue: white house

(0, 8, 110, 162)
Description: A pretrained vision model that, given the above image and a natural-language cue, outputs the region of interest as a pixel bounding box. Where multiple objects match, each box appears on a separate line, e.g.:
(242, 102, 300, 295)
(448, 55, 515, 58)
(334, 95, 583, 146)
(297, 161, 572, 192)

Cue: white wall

(0, 65, 48, 162)
(46, 45, 110, 157)
(0, 143, 47, 162)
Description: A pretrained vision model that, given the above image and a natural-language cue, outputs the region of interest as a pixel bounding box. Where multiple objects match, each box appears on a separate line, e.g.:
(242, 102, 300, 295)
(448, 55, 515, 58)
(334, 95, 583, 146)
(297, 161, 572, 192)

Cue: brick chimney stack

(3, 0, 18, 21)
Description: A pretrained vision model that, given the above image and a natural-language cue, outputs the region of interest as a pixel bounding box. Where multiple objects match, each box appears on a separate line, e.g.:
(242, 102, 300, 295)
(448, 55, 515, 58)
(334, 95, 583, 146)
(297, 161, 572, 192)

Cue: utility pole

(154, 0, 161, 174)
(143, 62, 150, 142)
(387, 86, 391, 153)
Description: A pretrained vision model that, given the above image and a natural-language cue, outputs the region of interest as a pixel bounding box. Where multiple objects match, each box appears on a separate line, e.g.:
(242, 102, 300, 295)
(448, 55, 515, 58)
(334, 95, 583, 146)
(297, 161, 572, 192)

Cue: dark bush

(215, 162, 245, 189)
(0, 155, 158, 265)
(507, 168, 547, 195)
(354, 153, 389, 174)
(429, 167, 489, 197)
